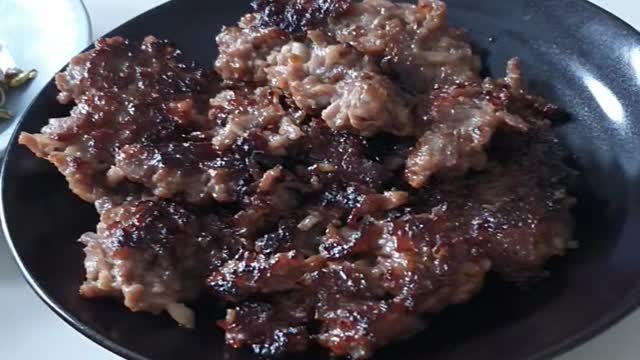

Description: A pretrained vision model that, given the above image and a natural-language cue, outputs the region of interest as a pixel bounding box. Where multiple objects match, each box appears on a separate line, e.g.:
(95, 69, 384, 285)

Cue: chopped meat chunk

(319, 71, 413, 136)
(209, 251, 318, 301)
(347, 190, 408, 225)
(265, 30, 414, 136)
(233, 180, 302, 238)
(220, 294, 314, 357)
(112, 137, 263, 204)
(79, 199, 233, 327)
(328, 0, 481, 93)
(417, 136, 576, 279)
(293, 119, 388, 190)
(19, 36, 212, 202)
(310, 263, 424, 359)
(405, 60, 555, 188)
(252, 0, 352, 35)
(218, 15, 415, 137)
(208, 86, 306, 154)
(215, 14, 288, 84)
(54, 36, 207, 104)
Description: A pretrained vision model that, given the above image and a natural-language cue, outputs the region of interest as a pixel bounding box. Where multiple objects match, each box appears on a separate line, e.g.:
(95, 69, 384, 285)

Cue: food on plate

(19, 0, 576, 358)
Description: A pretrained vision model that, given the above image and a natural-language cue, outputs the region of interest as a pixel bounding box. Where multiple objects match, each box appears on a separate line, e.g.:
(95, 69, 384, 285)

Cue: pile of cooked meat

(18, 0, 576, 358)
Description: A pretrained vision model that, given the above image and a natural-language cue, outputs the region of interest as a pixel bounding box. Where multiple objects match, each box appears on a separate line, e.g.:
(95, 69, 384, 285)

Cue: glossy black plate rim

(70, 0, 93, 41)
(80, 0, 94, 41)
(2, 1, 640, 359)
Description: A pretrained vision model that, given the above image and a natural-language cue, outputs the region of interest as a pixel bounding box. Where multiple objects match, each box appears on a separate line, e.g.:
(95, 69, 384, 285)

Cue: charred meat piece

(293, 119, 388, 191)
(405, 59, 555, 188)
(252, 0, 353, 35)
(79, 199, 235, 328)
(315, 209, 493, 316)
(328, 0, 480, 93)
(266, 30, 414, 136)
(111, 85, 307, 205)
(369, 213, 493, 313)
(209, 251, 322, 302)
(215, 14, 289, 84)
(232, 167, 306, 239)
(111, 130, 289, 205)
(113, 142, 228, 204)
(208, 86, 307, 154)
(19, 36, 212, 202)
(220, 293, 315, 357)
(219, 261, 424, 359)
(417, 136, 575, 280)
(309, 263, 424, 359)
(112, 138, 256, 205)
(216, 13, 416, 137)
(54, 36, 207, 104)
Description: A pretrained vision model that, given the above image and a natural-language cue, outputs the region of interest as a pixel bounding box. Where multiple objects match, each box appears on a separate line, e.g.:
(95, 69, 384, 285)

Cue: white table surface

(1, 0, 639, 359)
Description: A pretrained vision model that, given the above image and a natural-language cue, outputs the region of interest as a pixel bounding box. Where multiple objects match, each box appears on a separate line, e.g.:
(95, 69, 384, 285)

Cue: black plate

(3, 0, 640, 359)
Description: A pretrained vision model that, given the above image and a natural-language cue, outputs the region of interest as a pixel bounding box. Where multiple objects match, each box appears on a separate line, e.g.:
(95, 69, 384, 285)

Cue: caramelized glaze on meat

(209, 86, 306, 153)
(19, 0, 576, 359)
(79, 199, 235, 328)
(215, 14, 289, 84)
(252, 0, 352, 35)
(405, 59, 556, 187)
(19, 36, 214, 202)
(218, 136, 573, 357)
(328, 0, 481, 93)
